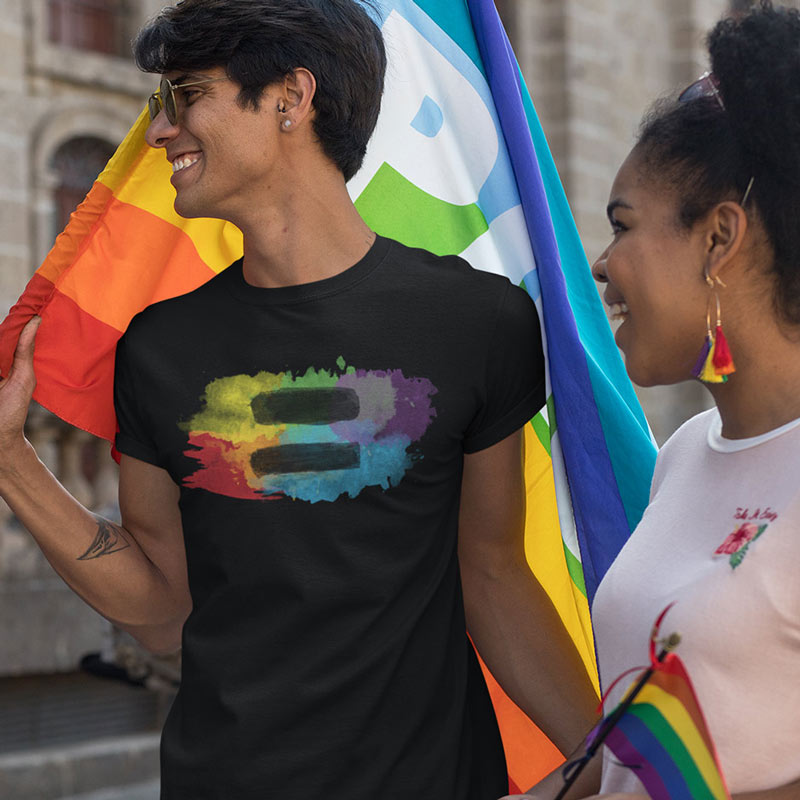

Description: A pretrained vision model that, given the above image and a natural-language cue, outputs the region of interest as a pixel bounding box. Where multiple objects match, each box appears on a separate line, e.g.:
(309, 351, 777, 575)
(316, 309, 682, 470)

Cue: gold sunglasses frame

(148, 77, 224, 125)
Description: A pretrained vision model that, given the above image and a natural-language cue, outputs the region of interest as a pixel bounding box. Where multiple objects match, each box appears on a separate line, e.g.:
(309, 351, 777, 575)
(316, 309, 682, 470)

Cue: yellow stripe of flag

(523, 424, 598, 690)
(637, 682, 728, 798)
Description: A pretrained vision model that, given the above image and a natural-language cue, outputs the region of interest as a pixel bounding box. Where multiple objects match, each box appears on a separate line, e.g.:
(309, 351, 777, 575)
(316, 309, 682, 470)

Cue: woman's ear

(705, 201, 748, 283)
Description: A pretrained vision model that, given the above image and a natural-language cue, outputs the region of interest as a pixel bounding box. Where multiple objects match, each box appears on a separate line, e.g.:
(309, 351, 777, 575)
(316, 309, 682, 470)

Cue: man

(0, 1, 597, 797)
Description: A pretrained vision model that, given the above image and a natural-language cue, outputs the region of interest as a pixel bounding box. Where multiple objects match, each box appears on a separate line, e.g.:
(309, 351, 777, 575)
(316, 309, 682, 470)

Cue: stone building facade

(501, 0, 724, 441)
(0, 0, 781, 797)
(0, 2, 172, 797)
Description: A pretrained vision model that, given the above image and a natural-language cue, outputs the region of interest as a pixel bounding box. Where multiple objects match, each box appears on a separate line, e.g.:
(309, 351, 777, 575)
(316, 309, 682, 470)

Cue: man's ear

(705, 200, 748, 283)
(280, 68, 317, 126)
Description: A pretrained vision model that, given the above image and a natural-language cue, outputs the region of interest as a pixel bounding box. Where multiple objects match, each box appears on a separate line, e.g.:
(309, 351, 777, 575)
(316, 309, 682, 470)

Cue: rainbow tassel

(712, 324, 736, 375)
(700, 338, 727, 383)
(691, 336, 712, 378)
(692, 326, 734, 384)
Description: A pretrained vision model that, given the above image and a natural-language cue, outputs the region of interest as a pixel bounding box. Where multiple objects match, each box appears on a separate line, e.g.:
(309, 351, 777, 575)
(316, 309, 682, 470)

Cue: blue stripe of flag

(466, 0, 655, 600)
(612, 712, 695, 800)
(514, 85, 657, 536)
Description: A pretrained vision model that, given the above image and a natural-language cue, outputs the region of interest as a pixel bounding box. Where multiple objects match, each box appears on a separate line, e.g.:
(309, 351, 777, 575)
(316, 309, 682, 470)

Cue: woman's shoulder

(657, 408, 717, 462)
(648, 408, 717, 495)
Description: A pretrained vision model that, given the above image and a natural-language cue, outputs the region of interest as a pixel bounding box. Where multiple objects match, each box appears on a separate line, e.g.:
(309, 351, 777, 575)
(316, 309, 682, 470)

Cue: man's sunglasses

(148, 77, 224, 125)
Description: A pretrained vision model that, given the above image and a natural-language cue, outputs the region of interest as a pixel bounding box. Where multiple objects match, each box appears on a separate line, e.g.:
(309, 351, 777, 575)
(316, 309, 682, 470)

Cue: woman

(507, 4, 800, 799)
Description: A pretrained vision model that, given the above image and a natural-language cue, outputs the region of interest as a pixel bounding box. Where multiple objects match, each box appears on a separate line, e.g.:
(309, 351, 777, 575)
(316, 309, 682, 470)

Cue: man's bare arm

(458, 428, 599, 757)
(0, 318, 190, 652)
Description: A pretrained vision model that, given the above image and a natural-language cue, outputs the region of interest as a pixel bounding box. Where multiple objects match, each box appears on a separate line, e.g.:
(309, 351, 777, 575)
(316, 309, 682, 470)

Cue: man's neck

(237, 163, 375, 289)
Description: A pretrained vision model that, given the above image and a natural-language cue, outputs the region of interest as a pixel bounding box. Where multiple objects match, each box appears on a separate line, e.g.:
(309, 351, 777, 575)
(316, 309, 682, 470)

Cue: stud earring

(283, 119, 292, 129)
(692, 272, 735, 383)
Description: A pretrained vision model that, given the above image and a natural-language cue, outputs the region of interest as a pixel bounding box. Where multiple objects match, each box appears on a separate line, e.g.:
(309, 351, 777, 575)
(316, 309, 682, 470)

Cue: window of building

(51, 136, 116, 237)
(48, 0, 129, 57)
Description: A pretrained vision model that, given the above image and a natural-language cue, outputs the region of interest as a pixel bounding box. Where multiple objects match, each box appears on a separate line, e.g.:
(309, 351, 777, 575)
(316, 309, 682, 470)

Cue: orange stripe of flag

(479, 654, 564, 792)
(56, 198, 219, 333)
(112, 146, 244, 272)
(37, 183, 117, 286)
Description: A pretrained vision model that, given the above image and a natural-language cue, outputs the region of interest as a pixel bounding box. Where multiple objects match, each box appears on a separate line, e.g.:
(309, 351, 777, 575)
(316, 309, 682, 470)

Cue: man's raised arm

(0, 318, 191, 653)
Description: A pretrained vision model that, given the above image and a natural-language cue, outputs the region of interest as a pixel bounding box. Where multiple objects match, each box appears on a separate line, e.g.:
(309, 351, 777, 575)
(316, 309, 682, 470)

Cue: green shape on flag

(355, 162, 488, 256)
(530, 394, 558, 456)
(547, 393, 557, 438)
(531, 412, 551, 457)
(563, 541, 587, 598)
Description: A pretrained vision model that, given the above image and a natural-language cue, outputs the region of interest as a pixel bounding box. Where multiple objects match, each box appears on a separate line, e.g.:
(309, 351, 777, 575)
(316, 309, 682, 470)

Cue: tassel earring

(692, 275, 735, 383)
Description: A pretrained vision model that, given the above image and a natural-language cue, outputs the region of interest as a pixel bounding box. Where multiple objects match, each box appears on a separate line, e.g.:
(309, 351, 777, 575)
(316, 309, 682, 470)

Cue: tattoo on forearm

(77, 518, 131, 561)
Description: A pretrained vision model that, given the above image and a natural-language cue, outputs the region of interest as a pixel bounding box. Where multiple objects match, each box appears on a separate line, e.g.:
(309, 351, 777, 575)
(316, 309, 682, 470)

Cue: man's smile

(172, 152, 202, 173)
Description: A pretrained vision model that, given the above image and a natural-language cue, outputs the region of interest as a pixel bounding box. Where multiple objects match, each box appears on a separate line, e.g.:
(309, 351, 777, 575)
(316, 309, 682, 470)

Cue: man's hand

(577, 795, 647, 799)
(0, 316, 191, 651)
(0, 317, 41, 458)
(498, 795, 645, 800)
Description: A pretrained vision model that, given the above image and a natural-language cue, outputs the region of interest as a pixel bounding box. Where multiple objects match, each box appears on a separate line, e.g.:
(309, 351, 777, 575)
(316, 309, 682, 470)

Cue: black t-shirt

(114, 236, 545, 799)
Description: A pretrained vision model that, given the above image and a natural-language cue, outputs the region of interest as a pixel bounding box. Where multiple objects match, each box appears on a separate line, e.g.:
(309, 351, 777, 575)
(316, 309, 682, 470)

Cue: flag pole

(552, 632, 681, 800)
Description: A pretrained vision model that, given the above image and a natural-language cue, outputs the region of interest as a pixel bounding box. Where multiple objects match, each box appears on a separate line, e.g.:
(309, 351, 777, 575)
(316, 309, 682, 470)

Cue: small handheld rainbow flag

(602, 649, 731, 800)
(578, 608, 731, 800)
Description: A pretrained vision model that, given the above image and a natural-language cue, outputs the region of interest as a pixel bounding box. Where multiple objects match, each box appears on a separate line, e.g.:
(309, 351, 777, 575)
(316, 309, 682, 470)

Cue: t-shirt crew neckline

(223, 234, 392, 307)
(707, 407, 800, 453)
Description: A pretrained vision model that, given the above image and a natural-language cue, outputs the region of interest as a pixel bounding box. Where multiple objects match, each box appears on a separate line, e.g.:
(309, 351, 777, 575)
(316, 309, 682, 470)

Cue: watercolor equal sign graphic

(250, 388, 361, 475)
(181, 366, 438, 502)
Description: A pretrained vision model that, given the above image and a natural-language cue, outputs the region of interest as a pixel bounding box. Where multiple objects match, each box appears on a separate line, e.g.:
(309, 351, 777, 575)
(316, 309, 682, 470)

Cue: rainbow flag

(603, 653, 731, 800)
(0, 0, 657, 790)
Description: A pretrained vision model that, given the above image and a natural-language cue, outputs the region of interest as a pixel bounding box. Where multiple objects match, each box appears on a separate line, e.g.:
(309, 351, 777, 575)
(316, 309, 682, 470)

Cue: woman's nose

(591, 246, 610, 283)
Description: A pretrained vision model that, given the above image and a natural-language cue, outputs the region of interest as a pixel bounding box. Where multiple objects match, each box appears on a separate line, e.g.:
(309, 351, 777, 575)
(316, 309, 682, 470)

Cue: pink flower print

(715, 523, 760, 556)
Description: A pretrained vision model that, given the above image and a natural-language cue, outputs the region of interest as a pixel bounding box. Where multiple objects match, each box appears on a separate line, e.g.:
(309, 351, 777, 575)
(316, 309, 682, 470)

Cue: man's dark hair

(134, 0, 386, 182)
(633, 1, 800, 325)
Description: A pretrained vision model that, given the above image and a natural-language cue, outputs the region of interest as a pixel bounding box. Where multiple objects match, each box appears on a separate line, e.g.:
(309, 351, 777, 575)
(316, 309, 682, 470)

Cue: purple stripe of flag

(466, 0, 631, 600)
(606, 712, 695, 800)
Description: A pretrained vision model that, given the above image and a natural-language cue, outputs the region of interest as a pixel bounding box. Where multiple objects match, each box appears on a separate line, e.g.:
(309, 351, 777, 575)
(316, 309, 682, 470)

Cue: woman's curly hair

(635, 1, 800, 325)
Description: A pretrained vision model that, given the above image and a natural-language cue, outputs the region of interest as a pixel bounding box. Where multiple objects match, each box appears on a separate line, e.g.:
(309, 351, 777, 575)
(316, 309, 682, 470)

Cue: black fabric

(114, 236, 545, 799)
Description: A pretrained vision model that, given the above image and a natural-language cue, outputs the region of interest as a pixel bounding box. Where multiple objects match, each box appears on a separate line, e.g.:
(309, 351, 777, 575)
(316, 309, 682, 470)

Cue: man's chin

(173, 196, 208, 220)
(172, 191, 229, 223)
(173, 197, 203, 219)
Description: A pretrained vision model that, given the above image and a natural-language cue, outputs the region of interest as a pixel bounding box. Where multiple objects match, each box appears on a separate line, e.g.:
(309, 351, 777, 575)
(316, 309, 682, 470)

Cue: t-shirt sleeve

(462, 282, 546, 453)
(113, 329, 162, 466)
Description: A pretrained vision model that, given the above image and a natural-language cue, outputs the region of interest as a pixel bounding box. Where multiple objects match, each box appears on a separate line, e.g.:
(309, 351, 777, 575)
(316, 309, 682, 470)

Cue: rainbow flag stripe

(605, 655, 731, 800)
(0, 1, 657, 790)
(0, 112, 242, 439)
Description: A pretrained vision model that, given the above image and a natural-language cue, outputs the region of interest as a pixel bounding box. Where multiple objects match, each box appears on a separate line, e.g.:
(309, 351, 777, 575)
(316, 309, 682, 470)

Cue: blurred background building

(0, 0, 781, 797)
(0, 2, 177, 798)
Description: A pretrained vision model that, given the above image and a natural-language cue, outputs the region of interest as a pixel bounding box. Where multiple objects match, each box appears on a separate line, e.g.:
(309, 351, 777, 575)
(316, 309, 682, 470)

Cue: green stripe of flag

(530, 393, 558, 455)
(629, 703, 718, 800)
(531, 412, 550, 456)
(562, 540, 586, 598)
